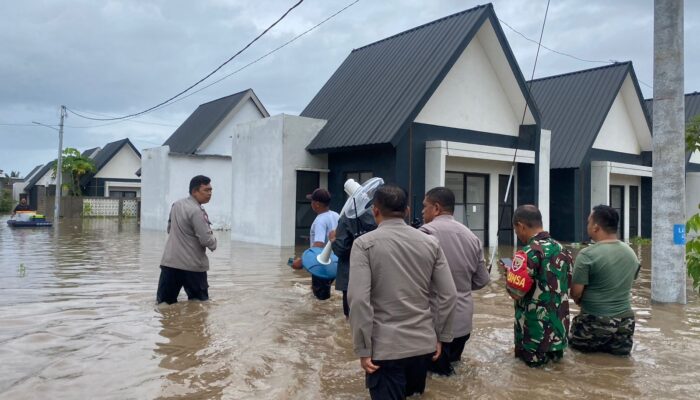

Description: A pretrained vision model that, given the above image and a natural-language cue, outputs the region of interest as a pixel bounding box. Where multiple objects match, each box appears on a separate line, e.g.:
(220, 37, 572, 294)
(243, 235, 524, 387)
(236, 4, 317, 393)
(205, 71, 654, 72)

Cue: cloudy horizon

(1, 0, 698, 176)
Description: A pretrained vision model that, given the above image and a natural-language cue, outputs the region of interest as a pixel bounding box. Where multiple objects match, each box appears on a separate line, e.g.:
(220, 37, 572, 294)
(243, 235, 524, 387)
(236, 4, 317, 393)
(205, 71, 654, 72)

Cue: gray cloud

(1, 0, 698, 176)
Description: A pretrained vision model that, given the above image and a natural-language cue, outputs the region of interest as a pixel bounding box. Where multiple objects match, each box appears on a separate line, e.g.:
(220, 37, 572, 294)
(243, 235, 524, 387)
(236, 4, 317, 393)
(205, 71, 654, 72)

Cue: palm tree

(52, 148, 96, 196)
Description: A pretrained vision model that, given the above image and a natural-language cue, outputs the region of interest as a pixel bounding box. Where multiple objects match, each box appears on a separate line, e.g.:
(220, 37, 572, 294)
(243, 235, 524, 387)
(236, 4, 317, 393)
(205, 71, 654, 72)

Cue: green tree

(52, 148, 96, 196)
(684, 115, 700, 290)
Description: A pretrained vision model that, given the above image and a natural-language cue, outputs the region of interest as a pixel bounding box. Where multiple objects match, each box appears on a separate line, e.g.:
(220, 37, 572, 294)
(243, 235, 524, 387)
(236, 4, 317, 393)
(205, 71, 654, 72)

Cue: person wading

(419, 186, 490, 375)
(569, 205, 640, 355)
(156, 175, 217, 305)
(348, 184, 457, 399)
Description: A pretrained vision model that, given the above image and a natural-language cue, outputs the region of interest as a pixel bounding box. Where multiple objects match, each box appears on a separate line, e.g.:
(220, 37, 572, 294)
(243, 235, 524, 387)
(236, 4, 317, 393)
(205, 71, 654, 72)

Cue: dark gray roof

(24, 162, 55, 192)
(23, 164, 43, 182)
(81, 147, 100, 159)
(303, 3, 539, 153)
(80, 138, 141, 185)
(645, 91, 700, 123)
(163, 89, 269, 154)
(529, 62, 650, 169)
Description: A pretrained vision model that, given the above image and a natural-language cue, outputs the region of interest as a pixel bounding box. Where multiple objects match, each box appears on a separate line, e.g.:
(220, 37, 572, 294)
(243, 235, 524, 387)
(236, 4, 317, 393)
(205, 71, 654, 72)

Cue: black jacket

(331, 212, 377, 291)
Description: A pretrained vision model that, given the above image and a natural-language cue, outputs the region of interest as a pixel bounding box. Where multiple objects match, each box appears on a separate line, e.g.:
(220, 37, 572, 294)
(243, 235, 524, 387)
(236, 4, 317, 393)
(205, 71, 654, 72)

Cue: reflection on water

(1, 217, 699, 399)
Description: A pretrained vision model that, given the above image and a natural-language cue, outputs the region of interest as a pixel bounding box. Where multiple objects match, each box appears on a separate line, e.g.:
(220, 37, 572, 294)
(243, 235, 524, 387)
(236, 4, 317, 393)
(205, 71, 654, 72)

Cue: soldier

(569, 205, 640, 355)
(504, 205, 572, 367)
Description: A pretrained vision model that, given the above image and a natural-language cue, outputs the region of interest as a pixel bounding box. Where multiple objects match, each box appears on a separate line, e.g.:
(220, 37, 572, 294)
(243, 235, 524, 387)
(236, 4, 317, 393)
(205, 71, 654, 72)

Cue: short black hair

(512, 204, 542, 228)
(590, 204, 619, 233)
(373, 184, 408, 218)
(189, 175, 211, 194)
(425, 187, 455, 213)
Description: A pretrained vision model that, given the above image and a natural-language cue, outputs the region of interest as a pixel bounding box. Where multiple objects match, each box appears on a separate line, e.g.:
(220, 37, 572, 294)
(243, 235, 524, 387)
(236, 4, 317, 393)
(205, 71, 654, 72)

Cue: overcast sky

(1, 0, 698, 176)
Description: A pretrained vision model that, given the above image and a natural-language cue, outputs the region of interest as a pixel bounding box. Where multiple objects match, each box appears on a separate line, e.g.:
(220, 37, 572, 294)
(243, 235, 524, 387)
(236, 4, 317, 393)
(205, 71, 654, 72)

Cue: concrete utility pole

(54, 105, 66, 225)
(652, 0, 686, 303)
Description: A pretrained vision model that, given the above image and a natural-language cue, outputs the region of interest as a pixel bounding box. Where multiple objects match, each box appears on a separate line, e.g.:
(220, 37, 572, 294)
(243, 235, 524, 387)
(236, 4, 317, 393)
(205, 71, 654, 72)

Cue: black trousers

(311, 275, 333, 300)
(156, 265, 209, 304)
(366, 353, 433, 400)
(428, 334, 471, 376)
(342, 290, 350, 317)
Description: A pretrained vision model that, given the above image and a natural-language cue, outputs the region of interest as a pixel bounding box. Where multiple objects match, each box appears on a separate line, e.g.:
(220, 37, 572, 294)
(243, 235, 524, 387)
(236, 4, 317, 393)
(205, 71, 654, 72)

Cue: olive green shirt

(573, 241, 639, 317)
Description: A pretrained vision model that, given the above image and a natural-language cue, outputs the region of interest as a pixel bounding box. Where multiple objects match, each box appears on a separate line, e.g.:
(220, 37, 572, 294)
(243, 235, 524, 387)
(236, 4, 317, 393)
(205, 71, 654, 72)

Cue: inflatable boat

(7, 211, 52, 228)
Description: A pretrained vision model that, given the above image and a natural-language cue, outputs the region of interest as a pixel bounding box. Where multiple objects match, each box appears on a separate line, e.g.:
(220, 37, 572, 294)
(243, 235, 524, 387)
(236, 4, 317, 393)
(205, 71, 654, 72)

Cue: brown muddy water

(1, 217, 699, 399)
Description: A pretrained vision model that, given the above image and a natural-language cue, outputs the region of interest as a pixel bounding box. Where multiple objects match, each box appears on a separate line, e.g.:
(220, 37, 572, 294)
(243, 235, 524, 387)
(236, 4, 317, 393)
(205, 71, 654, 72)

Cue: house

(529, 62, 653, 242)
(299, 4, 550, 247)
(22, 161, 58, 213)
(141, 89, 269, 231)
(12, 164, 43, 202)
(80, 138, 142, 198)
(646, 92, 700, 216)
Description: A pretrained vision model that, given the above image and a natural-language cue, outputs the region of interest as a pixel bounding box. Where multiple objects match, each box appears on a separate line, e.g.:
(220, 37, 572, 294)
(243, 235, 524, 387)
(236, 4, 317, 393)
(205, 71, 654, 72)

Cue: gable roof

(302, 3, 539, 153)
(529, 62, 650, 169)
(24, 161, 55, 192)
(163, 89, 269, 154)
(645, 91, 700, 123)
(81, 147, 100, 159)
(80, 138, 141, 185)
(23, 164, 43, 182)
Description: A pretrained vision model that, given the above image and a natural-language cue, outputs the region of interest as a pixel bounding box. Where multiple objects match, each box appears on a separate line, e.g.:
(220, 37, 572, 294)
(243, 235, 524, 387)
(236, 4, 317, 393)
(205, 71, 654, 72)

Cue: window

(629, 186, 639, 238)
(344, 171, 373, 184)
(610, 185, 625, 239)
(446, 172, 489, 246)
(109, 190, 137, 198)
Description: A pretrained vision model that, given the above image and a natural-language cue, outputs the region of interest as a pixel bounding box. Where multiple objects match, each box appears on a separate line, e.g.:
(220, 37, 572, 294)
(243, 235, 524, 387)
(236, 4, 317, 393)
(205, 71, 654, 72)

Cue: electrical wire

(66, 0, 305, 122)
(489, 0, 550, 273)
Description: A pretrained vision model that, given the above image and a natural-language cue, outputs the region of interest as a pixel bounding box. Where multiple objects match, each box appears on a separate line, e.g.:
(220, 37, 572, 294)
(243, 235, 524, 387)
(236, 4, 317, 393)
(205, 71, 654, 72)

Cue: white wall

(592, 75, 652, 154)
(414, 20, 534, 135)
(231, 114, 327, 247)
(538, 129, 551, 231)
(95, 145, 141, 179)
(591, 160, 645, 240)
(140, 146, 232, 231)
(197, 99, 265, 156)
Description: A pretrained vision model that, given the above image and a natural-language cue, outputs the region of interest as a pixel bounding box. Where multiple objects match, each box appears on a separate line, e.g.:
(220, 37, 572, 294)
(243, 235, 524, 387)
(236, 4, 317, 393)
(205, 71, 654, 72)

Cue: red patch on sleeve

(506, 251, 533, 299)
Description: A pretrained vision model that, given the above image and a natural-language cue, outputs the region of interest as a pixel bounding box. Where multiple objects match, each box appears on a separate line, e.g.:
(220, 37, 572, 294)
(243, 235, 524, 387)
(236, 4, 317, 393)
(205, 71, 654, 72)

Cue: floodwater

(1, 217, 699, 400)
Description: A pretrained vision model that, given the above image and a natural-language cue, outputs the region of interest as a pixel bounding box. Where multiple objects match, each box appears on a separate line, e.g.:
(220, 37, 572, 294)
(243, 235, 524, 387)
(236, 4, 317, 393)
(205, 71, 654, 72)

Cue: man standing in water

(156, 175, 217, 305)
(291, 188, 339, 300)
(506, 205, 572, 367)
(419, 187, 490, 375)
(349, 184, 457, 399)
(569, 205, 640, 355)
(12, 197, 32, 216)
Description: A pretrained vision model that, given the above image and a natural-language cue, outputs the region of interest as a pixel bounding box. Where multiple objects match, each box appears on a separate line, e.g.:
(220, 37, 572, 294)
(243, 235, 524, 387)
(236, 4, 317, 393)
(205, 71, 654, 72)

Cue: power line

(498, 17, 653, 90)
(147, 0, 361, 112)
(67, 0, 305, 122)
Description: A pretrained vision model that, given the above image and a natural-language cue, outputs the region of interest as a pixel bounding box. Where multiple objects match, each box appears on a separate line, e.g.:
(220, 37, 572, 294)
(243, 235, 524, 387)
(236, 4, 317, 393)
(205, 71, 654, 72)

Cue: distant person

(348, 184, 457, 399)
(156, 175, 217, 305)
(569, 205, 640, 355)
(12, 197, 32, 216)
(505, 205, 572, 367)
(292, 188, 339, 300)
(419, 187, 490, 375)
(329, 184, 378, 318)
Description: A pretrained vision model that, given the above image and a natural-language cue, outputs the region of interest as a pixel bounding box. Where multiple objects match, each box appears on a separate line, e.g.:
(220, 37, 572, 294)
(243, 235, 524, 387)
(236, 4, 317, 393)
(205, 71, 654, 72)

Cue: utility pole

(54, 106, 66, 225)
(652, 0, 686, 303)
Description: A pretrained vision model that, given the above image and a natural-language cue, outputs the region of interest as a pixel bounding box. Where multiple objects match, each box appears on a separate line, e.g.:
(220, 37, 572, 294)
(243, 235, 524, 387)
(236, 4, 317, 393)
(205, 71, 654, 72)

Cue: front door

(295, 171, 320, 245)
(498, 174, 514, 246)
(446, 172, 489, 246)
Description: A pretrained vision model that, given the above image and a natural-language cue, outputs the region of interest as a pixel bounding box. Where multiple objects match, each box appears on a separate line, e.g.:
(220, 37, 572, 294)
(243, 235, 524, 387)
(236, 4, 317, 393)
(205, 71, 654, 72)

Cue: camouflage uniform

(510, 232, 572, 367)
(570, 313, 635, 355)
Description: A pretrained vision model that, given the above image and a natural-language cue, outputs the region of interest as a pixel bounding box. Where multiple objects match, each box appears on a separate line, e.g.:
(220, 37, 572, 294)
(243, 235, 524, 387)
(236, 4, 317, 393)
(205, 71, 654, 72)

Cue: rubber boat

(7, 211, 52, 228)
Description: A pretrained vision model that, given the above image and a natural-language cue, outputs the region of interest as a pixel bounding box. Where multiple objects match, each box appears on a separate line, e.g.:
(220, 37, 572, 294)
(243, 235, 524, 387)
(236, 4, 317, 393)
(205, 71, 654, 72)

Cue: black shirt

(13, 204, 32, 212)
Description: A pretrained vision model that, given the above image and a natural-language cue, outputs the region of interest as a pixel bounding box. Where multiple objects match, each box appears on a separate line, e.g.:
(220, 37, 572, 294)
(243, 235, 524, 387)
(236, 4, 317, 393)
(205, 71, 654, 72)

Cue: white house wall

(95, 145, 141, 179)
(231, 114, 328, 247)
(592, 75, 652, 154)
(141, 145, 232, 231)
(197, 99, 265, 156)
(414, 20, 533, 136)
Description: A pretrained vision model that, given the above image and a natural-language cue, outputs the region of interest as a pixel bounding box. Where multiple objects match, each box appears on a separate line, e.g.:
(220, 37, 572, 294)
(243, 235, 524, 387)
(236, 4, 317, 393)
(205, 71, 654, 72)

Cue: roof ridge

(529, 61, 631, 84)
(351, 4, 489, 53)
(198, 89, 251, 107)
